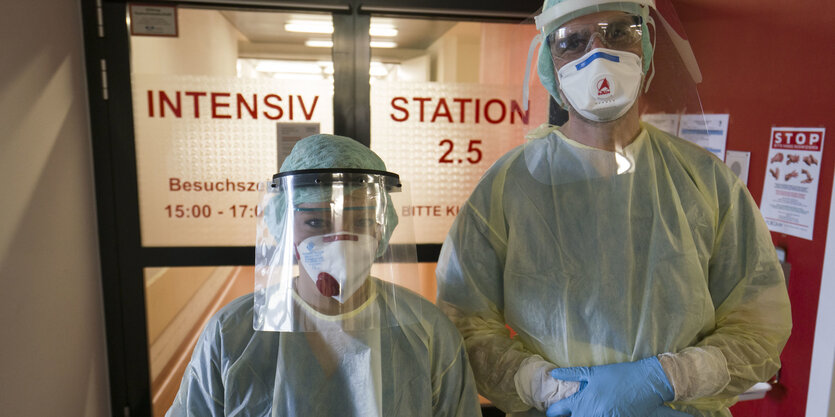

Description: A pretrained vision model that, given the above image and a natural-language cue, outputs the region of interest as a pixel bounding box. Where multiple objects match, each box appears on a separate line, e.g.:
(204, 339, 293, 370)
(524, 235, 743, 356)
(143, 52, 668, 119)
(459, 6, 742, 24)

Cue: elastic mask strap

(643, 15, 657, 93)
(522, 33, 543, 111)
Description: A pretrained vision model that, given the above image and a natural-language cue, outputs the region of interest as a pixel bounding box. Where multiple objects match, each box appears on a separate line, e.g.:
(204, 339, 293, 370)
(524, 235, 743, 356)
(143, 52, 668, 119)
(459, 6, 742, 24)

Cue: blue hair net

(263, 134, 399, 257)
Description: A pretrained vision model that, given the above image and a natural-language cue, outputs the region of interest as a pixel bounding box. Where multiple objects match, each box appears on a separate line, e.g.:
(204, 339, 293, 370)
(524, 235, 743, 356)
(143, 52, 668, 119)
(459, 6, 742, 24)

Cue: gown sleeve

(165, 317, 226, 417)
(436, 166, 540, 413)
(431, 310, 485, 417)
(691, 174, 792, 401)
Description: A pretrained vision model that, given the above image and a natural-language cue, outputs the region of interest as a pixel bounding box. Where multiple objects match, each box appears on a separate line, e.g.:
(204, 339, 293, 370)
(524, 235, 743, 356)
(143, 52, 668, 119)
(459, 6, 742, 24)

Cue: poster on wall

(760, 127, 825, 240)
(641, 113, 680, 136)
(678, 114, 729, 161)
(725, 150, 751, 185)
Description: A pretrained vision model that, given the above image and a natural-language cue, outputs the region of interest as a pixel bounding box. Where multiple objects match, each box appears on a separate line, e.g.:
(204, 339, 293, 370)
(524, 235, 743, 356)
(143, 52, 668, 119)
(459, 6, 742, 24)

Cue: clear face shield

(531, 0, 705, 128)
(254, 168, 418, 333)
(523, 1, 708, 178)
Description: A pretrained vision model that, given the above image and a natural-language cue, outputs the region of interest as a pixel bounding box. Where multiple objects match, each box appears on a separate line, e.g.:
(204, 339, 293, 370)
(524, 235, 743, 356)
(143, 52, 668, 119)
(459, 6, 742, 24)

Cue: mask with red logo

(557, 48, 643, 122)
(297, 232, 379, 304)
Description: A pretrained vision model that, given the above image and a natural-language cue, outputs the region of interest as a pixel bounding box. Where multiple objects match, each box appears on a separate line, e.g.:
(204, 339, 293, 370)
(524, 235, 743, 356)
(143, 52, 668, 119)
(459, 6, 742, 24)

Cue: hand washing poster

(760, 127, 825, 240)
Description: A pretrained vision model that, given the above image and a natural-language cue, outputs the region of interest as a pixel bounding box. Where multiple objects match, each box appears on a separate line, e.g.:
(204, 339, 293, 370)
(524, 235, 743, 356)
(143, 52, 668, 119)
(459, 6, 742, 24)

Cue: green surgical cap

(280, 134, 388, 172)
(265, 134, 399, 257)
(537, 0, 653, 108)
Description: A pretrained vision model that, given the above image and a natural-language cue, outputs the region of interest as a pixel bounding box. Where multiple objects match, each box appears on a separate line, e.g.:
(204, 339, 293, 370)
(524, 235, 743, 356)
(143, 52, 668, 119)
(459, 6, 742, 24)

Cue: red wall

(674, 0, 835, 415)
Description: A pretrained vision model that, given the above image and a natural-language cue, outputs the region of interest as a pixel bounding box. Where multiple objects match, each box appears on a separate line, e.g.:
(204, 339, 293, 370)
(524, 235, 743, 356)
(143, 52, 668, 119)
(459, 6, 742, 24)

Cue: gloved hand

(545, 357, 674, 417)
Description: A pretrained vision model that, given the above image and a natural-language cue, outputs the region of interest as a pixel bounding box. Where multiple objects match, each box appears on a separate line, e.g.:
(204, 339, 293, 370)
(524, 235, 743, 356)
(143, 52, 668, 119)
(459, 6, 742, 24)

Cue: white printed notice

(678, 114, 729, 161)
(130, 5, 178, 37)
(641, 113, 680, 136)
(760, 127, 825, 240)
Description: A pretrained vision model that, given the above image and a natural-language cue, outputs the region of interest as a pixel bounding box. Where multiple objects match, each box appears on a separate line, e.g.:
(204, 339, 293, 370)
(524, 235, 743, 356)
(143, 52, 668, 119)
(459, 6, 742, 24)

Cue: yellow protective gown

(436, 123, 792, 416)
(167, 278, 482, 417)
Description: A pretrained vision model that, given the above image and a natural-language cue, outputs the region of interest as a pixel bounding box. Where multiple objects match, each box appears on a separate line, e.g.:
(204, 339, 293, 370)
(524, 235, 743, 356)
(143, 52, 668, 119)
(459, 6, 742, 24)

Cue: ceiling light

(285, 21, 397, 38)
(370, 41, 397, 48)
(285, 21, 333, 34)
(369, 25, 398, 37)
(305, 39, 334, 48)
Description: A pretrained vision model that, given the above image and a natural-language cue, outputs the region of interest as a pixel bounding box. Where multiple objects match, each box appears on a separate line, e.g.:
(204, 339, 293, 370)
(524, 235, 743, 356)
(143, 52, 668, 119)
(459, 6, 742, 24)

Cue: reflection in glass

(145, 262, 437, 416)
(145, 266, 252, 417)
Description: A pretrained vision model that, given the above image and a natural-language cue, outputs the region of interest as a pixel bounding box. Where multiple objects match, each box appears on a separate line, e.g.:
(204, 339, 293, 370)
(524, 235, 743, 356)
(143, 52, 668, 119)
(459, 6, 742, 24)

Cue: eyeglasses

(548, 14, 643, 62)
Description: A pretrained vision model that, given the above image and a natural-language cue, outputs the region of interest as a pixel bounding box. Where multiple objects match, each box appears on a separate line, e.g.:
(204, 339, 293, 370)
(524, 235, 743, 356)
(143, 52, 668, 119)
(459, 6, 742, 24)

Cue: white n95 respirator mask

(297, 232, 379, 303)
(557, 48, 643, 122)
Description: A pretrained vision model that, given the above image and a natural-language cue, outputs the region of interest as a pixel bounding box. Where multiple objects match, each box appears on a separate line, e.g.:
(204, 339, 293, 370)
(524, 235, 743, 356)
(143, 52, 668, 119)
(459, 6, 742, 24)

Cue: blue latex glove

(545, 357, 675, 417)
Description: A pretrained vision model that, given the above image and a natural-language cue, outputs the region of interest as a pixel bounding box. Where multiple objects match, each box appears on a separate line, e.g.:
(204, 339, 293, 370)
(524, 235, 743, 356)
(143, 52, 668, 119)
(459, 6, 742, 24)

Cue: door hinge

(100, 59, 109, 101)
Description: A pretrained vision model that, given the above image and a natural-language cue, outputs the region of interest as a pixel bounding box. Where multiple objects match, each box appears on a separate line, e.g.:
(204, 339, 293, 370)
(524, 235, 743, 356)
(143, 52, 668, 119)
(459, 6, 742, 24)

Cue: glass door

(85, 1, 542, 415)
(127, 6, 341, 415)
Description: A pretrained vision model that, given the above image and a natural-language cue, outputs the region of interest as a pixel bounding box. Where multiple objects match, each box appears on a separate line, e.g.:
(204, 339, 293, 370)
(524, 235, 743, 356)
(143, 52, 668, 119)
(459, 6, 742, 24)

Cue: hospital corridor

(1, 0, 834, 416)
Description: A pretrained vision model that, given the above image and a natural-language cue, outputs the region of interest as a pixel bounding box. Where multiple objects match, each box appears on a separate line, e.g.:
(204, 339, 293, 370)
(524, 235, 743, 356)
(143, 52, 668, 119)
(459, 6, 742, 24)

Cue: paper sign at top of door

(130, 5, 178, 37)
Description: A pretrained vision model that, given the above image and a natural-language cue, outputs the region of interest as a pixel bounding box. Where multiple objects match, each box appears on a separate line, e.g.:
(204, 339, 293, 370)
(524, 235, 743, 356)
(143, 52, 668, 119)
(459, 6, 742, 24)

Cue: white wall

(0, 1, 110, 416)
(808, 169, 835, 417)
(428, 22, 481, 83)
